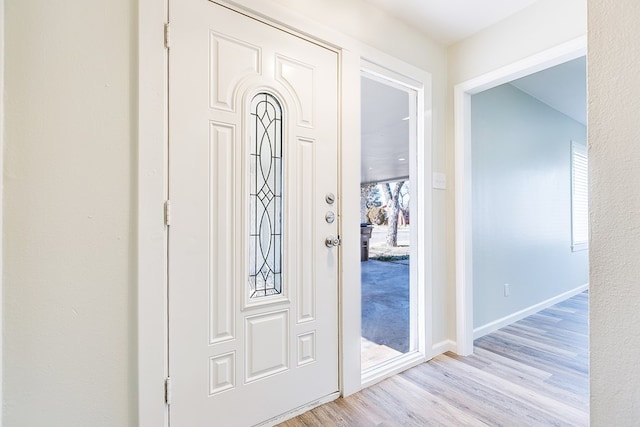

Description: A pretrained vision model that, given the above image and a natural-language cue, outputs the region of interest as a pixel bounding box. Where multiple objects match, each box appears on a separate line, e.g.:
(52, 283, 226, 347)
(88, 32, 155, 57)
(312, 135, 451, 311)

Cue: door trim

(0, 0, 5, 420)
(453, 35, 587, 355)
(138, 0, 169, 425)
(358, 61, 432, 389)
(255, 391, 340, 427)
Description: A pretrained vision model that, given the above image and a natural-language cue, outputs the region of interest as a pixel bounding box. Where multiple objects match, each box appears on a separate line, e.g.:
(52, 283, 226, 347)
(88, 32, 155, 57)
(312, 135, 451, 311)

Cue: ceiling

(361, 76, 411, 184)
(360, 1, 587, 184)
(510, 56, 586, 125)
(361, 0, 540, 45)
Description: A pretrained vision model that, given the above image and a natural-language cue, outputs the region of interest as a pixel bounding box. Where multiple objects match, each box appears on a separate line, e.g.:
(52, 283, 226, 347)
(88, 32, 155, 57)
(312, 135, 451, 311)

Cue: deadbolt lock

(325, 211, 336, 224)
(325, 236, 341, 248)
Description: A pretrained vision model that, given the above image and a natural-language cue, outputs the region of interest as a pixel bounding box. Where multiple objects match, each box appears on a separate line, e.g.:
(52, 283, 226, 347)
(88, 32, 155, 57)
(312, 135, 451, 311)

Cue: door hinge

(165, 377, 172, 405)
(164, 200, 171, 226)
(164, 22, 171, 49)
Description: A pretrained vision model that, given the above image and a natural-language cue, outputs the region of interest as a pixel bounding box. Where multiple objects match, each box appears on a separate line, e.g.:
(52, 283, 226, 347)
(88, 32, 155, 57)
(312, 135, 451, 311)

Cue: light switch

(433, 172, 446, 190)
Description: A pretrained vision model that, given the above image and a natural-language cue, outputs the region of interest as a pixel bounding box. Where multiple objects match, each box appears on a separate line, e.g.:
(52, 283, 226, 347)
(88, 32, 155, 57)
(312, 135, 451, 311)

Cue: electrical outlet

(504, 283, 510, 297)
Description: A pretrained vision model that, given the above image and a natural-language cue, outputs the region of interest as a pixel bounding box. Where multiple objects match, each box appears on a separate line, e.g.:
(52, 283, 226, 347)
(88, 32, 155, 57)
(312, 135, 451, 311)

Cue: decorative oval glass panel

(249, 93, 283, 299)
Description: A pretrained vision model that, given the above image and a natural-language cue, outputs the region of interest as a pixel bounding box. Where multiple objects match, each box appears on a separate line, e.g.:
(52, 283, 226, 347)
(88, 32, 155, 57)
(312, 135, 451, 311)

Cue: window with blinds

(571, 141, 588, 251)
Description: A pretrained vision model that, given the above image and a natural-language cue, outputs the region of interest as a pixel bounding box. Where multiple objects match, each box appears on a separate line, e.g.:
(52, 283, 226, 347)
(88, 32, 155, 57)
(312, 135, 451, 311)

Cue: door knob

(325, 236, 341, 248)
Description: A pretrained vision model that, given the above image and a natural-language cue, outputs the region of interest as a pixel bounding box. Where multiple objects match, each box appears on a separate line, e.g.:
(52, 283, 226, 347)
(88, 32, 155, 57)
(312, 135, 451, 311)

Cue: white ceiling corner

(510, 56, 587, 125)
(361, 0, 540, 45)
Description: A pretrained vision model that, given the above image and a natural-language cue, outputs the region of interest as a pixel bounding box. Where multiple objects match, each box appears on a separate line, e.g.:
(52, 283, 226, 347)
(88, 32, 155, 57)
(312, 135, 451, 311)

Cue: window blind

(571, 141, 588, 250)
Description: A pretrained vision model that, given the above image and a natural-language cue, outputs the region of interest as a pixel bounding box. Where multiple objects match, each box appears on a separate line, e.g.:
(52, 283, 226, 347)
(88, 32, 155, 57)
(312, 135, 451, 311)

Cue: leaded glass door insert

(249, 93, 283, 299)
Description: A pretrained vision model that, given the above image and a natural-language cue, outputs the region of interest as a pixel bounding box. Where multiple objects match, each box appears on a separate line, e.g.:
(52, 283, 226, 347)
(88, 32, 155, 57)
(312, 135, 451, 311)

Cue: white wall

(448, 0, 587, 84)
(4, 0, 137, 425)
(446, 0, 587, 340)
(0, 0, 4, 420)
(589, 0, 640, 424)
(471, 83, 588, 328)
(269, 0, 444, 73)
(3, 0, 449, 424)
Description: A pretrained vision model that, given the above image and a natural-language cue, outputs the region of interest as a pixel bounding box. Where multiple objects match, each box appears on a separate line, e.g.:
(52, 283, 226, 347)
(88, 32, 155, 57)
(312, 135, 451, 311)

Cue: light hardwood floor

(279, 291, 589, 426)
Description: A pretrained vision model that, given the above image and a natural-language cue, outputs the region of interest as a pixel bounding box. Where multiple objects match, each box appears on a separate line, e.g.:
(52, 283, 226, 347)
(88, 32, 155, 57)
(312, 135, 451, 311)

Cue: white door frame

(0, 0, 5, 421)
(453, 36, 587, 355)
(138, 0, 170, 424)
(138, 1, 434, 424)
(359, 60, 433, 388)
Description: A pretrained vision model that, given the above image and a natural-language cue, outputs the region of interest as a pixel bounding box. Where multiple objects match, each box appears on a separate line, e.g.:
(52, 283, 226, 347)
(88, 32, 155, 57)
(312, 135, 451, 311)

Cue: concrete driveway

(361, 258, 410, 354)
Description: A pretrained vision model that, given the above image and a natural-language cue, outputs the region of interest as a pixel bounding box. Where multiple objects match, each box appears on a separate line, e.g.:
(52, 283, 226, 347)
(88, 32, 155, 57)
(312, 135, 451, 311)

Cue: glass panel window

(249, 93, 283, 298)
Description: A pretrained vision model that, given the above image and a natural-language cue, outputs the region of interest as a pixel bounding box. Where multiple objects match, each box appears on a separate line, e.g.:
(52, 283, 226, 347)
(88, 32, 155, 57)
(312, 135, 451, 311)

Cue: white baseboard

(361, 351, 425, 390)
(473, 283, 589, 340)
(432, 339, 456, 356)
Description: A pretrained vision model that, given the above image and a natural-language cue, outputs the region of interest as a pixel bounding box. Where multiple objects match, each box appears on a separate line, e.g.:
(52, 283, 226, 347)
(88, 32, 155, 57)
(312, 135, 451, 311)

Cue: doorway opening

(455, 37, 587, 354)
(359, 69, 420, 378)
(470, 57, 588, 336)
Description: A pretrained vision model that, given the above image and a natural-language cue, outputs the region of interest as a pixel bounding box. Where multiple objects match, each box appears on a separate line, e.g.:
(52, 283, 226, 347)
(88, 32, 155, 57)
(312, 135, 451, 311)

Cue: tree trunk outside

(360, 184, 376, 223)
(385, 181, 404, 247)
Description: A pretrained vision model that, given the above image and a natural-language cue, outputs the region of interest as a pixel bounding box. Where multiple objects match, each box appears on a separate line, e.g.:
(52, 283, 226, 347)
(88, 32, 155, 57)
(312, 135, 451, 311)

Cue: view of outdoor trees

(361, 181, 409, 248)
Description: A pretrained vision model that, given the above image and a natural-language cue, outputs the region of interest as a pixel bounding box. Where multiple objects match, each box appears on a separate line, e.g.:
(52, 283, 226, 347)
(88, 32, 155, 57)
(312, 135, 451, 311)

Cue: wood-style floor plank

(278, 291, 589, 426)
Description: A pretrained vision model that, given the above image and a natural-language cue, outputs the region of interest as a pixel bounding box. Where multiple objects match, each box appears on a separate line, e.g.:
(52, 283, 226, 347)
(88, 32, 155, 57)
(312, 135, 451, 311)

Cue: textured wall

(589, 0, 640, 424)
(471, 84, 588, 329)
(3, 0, 137, 425)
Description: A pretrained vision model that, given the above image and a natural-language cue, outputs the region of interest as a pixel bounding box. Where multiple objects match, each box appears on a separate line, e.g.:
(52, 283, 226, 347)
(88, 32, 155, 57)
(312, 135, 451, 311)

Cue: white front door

(168, 1, 340, 425)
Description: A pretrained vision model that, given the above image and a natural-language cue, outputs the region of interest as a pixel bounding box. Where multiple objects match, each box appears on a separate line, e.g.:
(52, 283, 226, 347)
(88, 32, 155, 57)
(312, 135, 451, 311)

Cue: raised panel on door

(168, 1, 339, 426)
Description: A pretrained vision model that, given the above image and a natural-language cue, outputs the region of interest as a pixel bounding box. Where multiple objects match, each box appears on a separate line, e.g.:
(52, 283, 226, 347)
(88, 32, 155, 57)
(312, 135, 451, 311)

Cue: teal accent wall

(471, 83, 587, 329)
